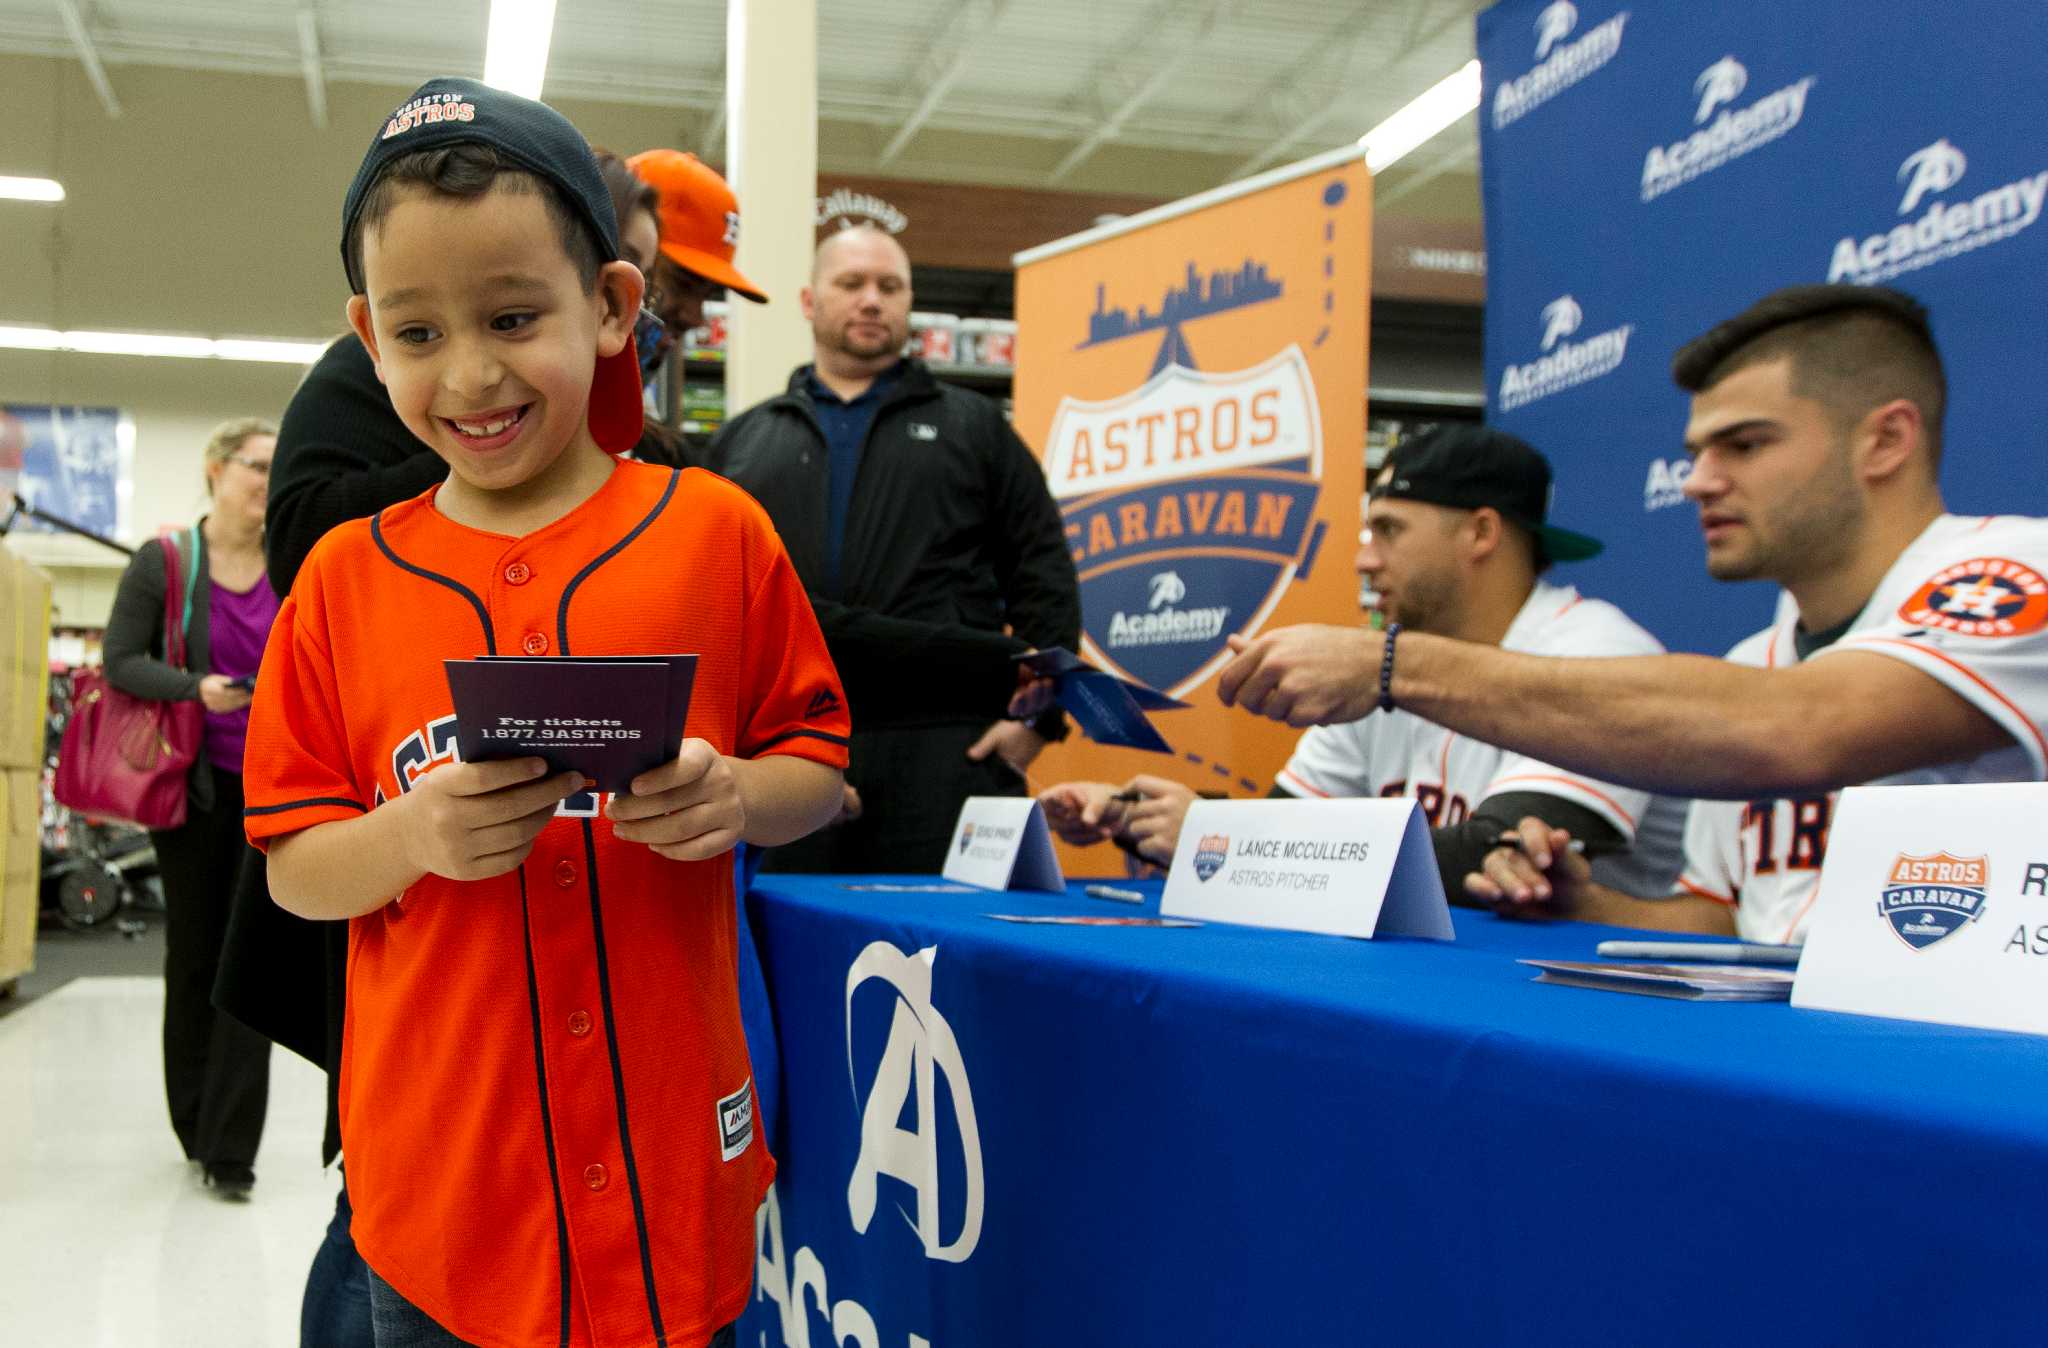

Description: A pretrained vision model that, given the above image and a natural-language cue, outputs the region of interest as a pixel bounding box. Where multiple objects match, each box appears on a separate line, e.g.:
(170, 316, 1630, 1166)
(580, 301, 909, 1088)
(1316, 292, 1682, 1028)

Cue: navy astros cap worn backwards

(1374, 424, 1604, 563)
(340, 77, 642, 455)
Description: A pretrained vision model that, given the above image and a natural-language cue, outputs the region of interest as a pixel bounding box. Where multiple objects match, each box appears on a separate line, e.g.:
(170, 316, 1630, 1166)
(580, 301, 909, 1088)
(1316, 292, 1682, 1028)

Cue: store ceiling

(0, 0, 1486, 218)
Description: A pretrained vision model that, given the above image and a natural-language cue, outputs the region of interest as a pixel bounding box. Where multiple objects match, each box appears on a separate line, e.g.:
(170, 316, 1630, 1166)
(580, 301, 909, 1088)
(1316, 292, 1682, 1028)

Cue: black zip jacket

(707, 359, 1081, 731)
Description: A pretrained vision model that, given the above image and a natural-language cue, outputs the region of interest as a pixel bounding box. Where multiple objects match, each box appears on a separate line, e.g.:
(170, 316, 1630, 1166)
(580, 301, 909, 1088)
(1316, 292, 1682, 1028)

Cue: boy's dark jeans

(366, 1268, 735, 1348)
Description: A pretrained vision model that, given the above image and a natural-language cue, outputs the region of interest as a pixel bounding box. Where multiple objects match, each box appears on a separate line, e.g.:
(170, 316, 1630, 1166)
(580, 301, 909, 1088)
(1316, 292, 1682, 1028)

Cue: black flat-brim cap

(1373, 423, 1603, 563)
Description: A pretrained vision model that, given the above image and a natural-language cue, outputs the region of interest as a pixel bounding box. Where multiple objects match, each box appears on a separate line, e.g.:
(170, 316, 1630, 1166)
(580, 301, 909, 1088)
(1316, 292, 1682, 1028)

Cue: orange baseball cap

(626, 149, 768, 304)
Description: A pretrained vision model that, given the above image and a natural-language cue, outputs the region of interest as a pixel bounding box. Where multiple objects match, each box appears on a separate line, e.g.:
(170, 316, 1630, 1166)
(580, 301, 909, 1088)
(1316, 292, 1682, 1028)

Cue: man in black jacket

(708, 224, 1081, 873)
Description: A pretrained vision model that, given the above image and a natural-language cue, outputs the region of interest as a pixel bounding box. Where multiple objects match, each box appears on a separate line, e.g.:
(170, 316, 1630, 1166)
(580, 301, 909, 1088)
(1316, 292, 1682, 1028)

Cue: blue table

(735, 876, 2048, 1347)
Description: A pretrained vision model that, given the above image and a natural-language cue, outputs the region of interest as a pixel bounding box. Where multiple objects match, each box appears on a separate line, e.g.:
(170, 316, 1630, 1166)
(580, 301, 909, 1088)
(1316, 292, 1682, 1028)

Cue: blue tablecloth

(735, 876, 2048, 1347)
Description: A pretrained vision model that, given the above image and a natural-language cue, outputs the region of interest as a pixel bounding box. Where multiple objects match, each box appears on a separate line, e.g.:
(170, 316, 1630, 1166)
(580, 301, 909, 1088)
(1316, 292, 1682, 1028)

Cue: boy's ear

(344, 296, 386, 382)
(594, 261, 645, 358)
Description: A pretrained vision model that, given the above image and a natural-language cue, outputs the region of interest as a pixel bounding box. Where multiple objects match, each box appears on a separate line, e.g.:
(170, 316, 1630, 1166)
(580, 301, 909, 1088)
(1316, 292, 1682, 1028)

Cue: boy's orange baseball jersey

(245, 461, 849, 1348)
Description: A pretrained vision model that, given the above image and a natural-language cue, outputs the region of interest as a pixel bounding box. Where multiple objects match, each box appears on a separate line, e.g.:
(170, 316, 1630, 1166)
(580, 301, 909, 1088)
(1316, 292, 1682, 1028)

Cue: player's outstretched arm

(268, 758, 584, 919)
(1219, 626, 2013, 799)
(608, 740, 843, 861)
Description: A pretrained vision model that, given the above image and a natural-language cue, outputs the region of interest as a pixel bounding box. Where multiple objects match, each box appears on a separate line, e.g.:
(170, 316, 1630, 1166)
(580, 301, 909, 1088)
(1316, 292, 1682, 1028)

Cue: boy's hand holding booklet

(444, 655, 698, 794)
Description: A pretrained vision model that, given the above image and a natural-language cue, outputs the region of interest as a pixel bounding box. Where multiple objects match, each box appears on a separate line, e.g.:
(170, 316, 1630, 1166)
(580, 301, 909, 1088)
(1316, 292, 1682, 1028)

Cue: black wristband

(1377, 623, 1401, 713)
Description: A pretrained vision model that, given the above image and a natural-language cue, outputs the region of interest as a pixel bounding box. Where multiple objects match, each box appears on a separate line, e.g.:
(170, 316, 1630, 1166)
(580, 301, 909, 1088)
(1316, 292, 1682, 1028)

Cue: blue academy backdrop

(1477, 0, 2048, 656)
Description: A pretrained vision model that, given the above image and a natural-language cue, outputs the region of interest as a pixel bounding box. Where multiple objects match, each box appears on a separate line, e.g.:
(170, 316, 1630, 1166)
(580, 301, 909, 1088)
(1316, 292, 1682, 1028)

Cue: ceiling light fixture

(0, 325, 326, 365)
(1359, 60, 1482, 174)
(0, 176, 65, 203)
(482, 0, 558, 100)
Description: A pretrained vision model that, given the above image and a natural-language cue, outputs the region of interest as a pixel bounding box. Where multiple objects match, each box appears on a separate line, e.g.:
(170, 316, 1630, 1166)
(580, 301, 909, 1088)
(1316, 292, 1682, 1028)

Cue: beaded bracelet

(1378, 622, 1402, 713)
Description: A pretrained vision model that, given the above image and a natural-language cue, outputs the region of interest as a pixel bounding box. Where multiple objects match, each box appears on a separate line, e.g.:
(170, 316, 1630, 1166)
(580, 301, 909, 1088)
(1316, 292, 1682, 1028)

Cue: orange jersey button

(583, 1163, 608, 1192)
(522, 631, 549, 655)
(553, 859, 577, 888)
(566, 1010, 593, 1037)
(504, 561, 532, 585)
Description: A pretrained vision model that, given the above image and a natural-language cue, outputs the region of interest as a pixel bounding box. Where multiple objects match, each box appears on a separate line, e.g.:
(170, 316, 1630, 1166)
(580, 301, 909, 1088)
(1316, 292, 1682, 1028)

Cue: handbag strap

(159, 529, 191, 672)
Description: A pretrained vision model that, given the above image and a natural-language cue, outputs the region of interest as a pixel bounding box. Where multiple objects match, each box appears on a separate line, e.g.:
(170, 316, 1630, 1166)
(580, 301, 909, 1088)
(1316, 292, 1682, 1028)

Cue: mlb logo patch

(1193, 833, 1230, 882)
(959, 823, 975, 855)
(1878, 852, 1989, 950)
(717, 1079, 755, 1162)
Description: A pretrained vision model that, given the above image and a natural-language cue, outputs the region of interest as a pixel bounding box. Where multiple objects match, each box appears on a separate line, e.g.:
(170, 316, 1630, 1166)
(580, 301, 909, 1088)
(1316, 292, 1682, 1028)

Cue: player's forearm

(1393, 635, 1852, 798)
(267, 806, 427, 921)
(1570, 884, 1738, 936)
(732, 756, 845, 846)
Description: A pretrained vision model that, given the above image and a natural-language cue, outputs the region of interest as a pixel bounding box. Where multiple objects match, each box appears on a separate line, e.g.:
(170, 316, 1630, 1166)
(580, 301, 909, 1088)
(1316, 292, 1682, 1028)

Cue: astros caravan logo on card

(1193, 833, 1230, 881)
(1639, 56, 1815, 202)
(1879, 853, 1989, 950)
(1827, 138, 2048, 283)
(1498, 296, 1631, 411)
(1492, 5, 1628, 129)
(381, 92, 476, 140)
(1897, 557, 2048, 637)
(844, 942, 983, 1263)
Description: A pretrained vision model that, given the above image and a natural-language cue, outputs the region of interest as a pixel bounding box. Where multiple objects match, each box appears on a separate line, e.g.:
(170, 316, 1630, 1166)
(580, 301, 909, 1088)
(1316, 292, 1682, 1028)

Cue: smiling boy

(242, 79, 848, 1348)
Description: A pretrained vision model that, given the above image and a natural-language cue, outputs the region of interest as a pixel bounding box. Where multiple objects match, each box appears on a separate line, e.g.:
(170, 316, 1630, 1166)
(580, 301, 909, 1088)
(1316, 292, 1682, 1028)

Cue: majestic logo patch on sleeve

(1898, 558, 2048, 637)
(805, 688, 841, 718)
(717, 1078, 755, 1162)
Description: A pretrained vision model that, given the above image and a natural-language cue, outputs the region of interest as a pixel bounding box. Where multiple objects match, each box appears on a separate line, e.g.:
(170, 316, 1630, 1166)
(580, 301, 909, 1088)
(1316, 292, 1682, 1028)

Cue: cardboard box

(0, 548, 53, 769)
(0, 766, 39, 986)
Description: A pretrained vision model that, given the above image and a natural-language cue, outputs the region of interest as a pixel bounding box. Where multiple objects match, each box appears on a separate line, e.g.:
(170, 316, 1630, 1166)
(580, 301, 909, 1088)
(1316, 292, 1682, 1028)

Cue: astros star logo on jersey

(1899, 557, 2048, 637)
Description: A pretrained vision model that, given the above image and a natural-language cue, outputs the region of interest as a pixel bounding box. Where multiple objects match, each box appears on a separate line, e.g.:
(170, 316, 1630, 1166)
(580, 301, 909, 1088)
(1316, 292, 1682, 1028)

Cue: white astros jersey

(1680, 514, 2048, 944)
(1276, 580, 1660, 837)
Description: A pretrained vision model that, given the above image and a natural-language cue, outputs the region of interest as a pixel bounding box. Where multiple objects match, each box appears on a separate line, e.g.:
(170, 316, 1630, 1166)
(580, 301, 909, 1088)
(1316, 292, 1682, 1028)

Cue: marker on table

(1494, 833, 1590, 856)
(1085, 884, 1146, 904)
(1594, 940, 1802, 966)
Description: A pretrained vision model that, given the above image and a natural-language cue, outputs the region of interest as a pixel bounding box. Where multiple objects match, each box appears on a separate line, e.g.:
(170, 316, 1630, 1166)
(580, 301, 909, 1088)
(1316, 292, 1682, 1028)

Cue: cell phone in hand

(227, 675, 256, 692)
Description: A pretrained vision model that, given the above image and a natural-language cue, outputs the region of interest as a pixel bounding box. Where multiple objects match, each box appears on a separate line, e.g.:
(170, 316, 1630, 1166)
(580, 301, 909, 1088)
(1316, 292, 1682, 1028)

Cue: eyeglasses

(226, 454, 271, 477)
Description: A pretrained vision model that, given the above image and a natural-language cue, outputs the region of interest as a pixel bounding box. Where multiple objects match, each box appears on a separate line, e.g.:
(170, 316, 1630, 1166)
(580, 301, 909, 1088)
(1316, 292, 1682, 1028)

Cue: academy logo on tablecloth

(1498, 296, 1632, 411)
(1827, 138, 2048, 283)
(1046, 272, 1323, 697)
(845, 942, 984, 1263)
(1193, 833, 1230, 882)
(1878, 852, 1989, 950)
(1640, 56, 1816, 202)
(1492, 4, 1629, 129)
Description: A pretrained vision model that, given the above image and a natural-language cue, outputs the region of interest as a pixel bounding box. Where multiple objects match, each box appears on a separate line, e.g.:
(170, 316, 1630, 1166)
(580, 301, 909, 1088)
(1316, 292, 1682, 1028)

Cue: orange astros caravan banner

(1012, 146, 1369, 876)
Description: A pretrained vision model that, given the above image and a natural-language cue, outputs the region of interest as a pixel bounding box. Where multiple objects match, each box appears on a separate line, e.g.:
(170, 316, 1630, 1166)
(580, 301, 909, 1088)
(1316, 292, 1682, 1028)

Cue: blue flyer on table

(446, 655, 698, 793)
(1016, 647, 1188, 753)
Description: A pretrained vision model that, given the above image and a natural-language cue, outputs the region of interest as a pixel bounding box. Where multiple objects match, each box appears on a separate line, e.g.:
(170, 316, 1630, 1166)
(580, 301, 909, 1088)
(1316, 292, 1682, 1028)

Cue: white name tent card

(1793, 782, 2048, 1037)
(1159, 798, 1453, 940)
(942, 797, 1067, 893)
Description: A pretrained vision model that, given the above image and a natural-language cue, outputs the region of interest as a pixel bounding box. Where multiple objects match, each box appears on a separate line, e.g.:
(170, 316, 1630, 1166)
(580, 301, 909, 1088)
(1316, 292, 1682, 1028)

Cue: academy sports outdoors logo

(1492, 3, 1629, 130)
(1193, 833, 1230, 882)
(845, 942, 983, 1262)
(1878, 852, 1989, 950)
(1497, 295, 1632, 411)
(1642, 457, 1693, 512)
(1044, 343, 1322, 697)
(1828, 138, 2048, 284)
(1639, 56, 1815, 202)
(381, 92, 476, 140)
(1898, 558, 2048, 638)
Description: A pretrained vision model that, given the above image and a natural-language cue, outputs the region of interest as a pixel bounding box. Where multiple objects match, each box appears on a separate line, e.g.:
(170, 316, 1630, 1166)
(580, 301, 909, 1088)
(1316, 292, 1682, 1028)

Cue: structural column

(724, 0, 818, 417)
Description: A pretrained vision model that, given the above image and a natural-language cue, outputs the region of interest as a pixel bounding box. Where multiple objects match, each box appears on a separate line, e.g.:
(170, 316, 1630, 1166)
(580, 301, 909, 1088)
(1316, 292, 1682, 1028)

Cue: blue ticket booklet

(1016, 647, 1188, 753)
(446, 655, 698, 793)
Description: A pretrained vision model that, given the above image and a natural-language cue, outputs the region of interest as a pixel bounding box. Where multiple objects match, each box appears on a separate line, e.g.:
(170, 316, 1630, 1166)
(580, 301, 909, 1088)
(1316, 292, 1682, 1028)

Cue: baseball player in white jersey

(1680, 513, 2048, 942)
(1041, 425, 1686, 900)
(1213, 285, 2045, 943)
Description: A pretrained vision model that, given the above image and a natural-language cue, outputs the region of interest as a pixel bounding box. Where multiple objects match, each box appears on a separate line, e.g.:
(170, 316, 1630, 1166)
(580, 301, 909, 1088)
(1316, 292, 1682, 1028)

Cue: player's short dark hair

(343, 143, 605, 295)
(1671, 284, 1947, 466)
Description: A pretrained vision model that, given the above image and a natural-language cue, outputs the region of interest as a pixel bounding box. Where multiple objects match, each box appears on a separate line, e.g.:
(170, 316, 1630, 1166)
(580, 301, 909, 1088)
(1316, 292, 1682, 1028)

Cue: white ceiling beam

(296, 7, 328, 130)
(1374, 132, 1479, 208)
(876, 0, 1006, 167)
(1226, 0, 1470, 182)
(53, 0, 121, 118)
(1048, 0, 1233, 183)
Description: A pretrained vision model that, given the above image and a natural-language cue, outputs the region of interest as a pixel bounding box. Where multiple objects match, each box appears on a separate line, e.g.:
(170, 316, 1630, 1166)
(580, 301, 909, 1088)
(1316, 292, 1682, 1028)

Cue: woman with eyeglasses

(102, 415, 281, 1201)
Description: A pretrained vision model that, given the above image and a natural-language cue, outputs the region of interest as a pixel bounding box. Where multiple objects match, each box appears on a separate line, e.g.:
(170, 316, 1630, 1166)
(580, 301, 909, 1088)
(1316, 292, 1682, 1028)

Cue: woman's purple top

(204, 576, 281, 774)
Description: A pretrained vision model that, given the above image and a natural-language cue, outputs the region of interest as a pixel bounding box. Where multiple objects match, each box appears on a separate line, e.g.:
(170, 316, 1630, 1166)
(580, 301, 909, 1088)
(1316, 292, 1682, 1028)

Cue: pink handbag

(53, 531, 205, 830)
